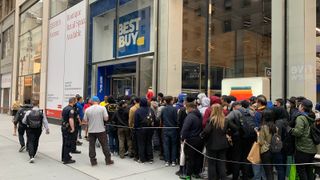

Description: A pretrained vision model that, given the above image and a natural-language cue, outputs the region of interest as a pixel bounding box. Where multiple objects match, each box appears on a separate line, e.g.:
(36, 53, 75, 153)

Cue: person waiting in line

(61, 97, 77, 164)
(175, 93, 187, 110)
(13, 99, 33, 152)
(199, 97, 210, 117)
(157, 92, 164, 103)
(83, 97, 92, 140)
(146, 87, 154, 102)
(256, 109, 276, 180)
(100, 96, 108, 107)
(288, 99, 317, 180)
(181, 102, 204, 179)
(273, 98, 284, 107)
(113, 100, 133, 159)
(129, 97, 140, 161)
(76, 96, 84, 140)
(200, 104, 237, 180)
(160, 96, 178, 167)
(134, 97, 156, 164)
(71, 97, 82, 153)
(105, 96, 119, 155)
(22, 100, 50, 163)
(83, 96, 114, 166)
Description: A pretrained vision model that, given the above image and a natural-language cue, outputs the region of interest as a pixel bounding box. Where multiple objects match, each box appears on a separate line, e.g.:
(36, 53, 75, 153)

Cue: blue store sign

(114, 6, 151, 57)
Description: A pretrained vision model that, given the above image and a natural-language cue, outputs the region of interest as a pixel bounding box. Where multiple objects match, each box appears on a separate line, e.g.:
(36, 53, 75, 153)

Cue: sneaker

(106, 159, 114, 165)
(19, 145, 26, 152)
(63, 159, 76, 164)
(91, 159, 98, 166)
(137, 160, 144, 164)
(149, 160, 153, 164)
(179, 174, 188, 179)
(29, 157, 35, 163)
(175, 170, 181, 176)
(172, 162, 176, 167)
(71, 150, 81, 154)
(165, 162, 170, 167)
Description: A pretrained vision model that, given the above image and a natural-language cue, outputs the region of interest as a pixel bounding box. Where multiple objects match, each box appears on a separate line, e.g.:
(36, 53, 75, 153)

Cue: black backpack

(238, 109, 256, 138)
(143, 108, 155, 127)
(16, 108, 31, 124)
(270, 130, 283, 153)
(310, 121, 320, 145)
(26, 110, 43, 129)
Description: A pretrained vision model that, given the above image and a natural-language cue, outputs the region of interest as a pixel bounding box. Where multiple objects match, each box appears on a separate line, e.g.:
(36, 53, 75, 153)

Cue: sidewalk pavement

(0, 114, 178, 180)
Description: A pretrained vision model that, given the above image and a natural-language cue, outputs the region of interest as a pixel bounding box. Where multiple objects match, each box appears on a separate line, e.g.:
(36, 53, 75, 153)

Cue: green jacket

(292, 114, 317, 154)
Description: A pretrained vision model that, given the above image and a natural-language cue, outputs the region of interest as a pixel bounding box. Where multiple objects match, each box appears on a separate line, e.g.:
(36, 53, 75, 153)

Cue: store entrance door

(111, 74, 136, 98)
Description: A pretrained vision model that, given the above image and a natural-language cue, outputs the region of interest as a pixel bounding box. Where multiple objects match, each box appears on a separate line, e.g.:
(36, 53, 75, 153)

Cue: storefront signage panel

(115, 6, 151, 57)
(1, 73, 11, 88)
(46, 1, 86, 119)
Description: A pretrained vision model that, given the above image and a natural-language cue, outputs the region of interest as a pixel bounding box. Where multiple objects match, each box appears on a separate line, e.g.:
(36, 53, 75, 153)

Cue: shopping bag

(180, 142, 185, 166)
(247, 142, 261, 164)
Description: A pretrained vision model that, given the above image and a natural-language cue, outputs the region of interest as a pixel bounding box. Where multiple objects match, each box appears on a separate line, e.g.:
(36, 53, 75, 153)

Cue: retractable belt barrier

(105, 124, 320, 166)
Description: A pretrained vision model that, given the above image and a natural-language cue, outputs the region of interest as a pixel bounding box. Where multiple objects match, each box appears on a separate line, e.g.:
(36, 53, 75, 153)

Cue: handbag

(247, 142, 261, 164)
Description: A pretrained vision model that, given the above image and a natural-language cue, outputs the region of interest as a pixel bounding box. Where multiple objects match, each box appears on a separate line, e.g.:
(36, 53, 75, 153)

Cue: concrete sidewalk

(0, 114, 178, 180)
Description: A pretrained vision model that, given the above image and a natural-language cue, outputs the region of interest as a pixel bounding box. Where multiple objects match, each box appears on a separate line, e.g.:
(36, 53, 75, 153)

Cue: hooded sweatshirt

(175, 93, 187, 110)
(199, 97, 210, 117)
(134, 98, 155, 128)
(181, 109, 203, 141)
(292, 113, 317, 154)
(197, 93, 207, 109)
(202, 96, 221, 128)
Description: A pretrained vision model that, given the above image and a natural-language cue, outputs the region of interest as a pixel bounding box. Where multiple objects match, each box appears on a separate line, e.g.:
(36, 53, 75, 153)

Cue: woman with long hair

(257, 109, 277, 180)
(200, 104, 236, 180)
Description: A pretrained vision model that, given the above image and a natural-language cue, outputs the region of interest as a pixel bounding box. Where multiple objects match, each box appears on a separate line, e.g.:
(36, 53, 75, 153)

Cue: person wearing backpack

(13, 100, 33, 152)
(272, 106, 288, 180)
(105, 96, 119, 155)
(161, 96, 178, 167)
(134, 97, 156, 164)
(288, 99, 317, 180)
(256, 109, 278, 180)
(22, 100, 49, 163)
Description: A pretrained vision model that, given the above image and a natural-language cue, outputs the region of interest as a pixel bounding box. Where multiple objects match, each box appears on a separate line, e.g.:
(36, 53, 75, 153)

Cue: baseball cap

(92, 96, 100, 102)
(301, 99, 313, 110)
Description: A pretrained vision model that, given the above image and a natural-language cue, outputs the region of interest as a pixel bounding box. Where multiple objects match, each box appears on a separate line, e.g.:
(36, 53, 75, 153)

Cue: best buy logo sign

(119, 17, 144, 48)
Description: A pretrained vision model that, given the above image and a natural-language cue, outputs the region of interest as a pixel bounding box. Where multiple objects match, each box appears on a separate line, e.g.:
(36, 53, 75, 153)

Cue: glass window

(20, 1, 43, 35)
(182, 0, 271, 94)
(117, 0, 154, 58)
(50, 0, 83, 17)
(4, 0, 15, 16)
(18, 26, 42, 76)
(2, 27, 14, 59)
(92, 0, 116, 63)
(139, 56, 153, 96)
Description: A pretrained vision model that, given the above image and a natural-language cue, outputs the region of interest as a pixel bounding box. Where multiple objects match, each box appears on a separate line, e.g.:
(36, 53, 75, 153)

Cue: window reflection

(20, 1, 43, 35)
(51, 0, 83, 17)
(2, 27, 14, 59)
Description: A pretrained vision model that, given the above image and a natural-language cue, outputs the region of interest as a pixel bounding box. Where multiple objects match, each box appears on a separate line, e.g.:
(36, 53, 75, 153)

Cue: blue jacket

(76, 102, 84, 120)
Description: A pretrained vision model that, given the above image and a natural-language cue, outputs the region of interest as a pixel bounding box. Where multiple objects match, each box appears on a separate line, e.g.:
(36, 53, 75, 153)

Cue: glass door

(111, 75, 136, 98)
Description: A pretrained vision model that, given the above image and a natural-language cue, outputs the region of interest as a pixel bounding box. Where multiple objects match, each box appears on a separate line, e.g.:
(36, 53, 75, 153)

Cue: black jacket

(181, 109, 202, 140)
(161, 105, 178, 128)
(200, 119, 237, 151)
(134, 98, 156, 128)
(113, 107, 129, 127)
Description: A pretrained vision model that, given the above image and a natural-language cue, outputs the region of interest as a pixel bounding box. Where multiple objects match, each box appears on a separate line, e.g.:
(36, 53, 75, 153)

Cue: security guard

(61, 97, 77, 164)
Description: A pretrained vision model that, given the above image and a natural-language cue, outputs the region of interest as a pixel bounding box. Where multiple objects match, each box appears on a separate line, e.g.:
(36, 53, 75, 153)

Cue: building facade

(7, 0, 319, 118)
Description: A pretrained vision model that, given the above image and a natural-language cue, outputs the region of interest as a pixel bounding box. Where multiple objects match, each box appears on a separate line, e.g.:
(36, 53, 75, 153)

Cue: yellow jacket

(129, 104, 140, 128)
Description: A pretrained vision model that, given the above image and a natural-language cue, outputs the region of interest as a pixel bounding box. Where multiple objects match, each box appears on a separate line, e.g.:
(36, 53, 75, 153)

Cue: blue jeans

(108, 130, 119, 153)
(252, 164, 266, 180)
(163, 130, 177, 163)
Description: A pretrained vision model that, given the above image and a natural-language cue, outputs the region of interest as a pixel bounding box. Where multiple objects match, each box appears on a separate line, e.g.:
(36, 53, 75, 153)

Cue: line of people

(12, 92, 320, 180)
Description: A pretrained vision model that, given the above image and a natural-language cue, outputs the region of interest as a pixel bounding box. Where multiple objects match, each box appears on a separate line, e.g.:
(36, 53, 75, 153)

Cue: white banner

(63, 1, 86, 106)
(1, 73, 11, 88)
(46, 12, 66, 111)
(46, 1, 86, 118)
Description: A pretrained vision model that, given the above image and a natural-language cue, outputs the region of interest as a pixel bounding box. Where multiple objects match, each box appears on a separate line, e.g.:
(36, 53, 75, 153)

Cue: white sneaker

(172, 162, 176, 167)
(29, 158, 35, 163)
(165, 162, 169, 167)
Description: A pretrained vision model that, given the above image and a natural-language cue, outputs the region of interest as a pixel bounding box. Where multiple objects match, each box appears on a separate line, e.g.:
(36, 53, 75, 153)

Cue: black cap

(301, 99, 313, 110)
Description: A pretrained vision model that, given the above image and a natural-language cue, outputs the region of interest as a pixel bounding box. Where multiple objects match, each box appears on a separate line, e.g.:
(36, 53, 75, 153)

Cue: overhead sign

(115, 6, 151, 57)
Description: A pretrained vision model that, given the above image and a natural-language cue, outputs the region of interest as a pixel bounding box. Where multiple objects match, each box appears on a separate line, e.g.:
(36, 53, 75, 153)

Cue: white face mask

(286, 102, 291, 109)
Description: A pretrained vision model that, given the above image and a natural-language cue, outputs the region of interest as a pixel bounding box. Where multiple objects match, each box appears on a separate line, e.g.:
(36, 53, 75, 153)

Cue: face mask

(286, 103, 291, 109)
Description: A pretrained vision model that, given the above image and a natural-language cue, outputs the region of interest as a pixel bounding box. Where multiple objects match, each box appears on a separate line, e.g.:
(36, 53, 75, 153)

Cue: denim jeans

(108, 130, 119, 153)
(252, 164, 266, 180)
(272, 152, 286, 180)
(163, 130, 177, 163)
